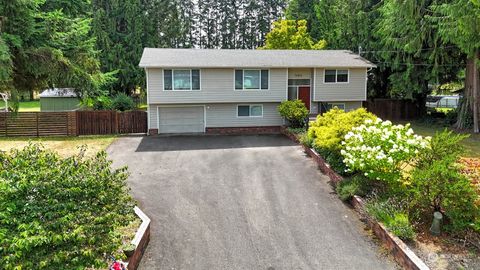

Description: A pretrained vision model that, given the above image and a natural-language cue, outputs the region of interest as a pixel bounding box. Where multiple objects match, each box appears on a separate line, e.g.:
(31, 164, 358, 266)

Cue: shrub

(278, 100, 309, 128)
(306, 108, 376, 175)
(341, 119, 430, 184)
(336, 175, 371, 201)
(0, 144, 136, 269)
(317, 148, 349, 174)
(91, 95, 113, 110)
(112, 93, 134, 111)
(307, 108, 377, 153)
(366, 198, 416, 241)
(299, 132, 314, 148)
(410, 130, 479, 232)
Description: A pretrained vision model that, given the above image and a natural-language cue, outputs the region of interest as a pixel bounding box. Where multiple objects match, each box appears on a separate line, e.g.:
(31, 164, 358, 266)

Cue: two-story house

(139, 48, 375, 134)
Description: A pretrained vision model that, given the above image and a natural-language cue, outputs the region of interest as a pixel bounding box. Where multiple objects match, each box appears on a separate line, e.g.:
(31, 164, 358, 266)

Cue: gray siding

(147, 68, 287, 104)
(206, 103, 283, 127)
(149, 103, 283, 129)
(313, 68, 367, 101)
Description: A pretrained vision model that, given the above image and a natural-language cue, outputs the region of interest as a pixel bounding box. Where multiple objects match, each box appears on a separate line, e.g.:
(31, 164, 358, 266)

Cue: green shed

(40, 88, 81, 112)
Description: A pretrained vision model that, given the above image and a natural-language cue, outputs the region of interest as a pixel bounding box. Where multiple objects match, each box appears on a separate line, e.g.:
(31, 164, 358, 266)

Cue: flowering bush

(307, 108, 377, 174)
(341, 118, 430, 183)
(308, 108, 377, 152)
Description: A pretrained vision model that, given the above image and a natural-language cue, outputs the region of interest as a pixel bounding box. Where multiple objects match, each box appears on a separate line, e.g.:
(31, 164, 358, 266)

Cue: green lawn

(0, 135, 117, 157)
(18, 100, 40, 112)
(406, 121, 480, 158)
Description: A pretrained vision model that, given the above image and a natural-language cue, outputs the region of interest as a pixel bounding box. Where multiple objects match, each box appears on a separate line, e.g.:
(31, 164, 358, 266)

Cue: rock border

(127, 206, 151, 270)
(281, 128, 430, 270)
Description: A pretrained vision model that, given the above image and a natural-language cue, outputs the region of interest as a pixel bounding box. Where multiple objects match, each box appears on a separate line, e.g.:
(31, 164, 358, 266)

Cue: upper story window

(235, 69, 269, 90)
(164, 69, 200, 90)
(324, 69, 349, 83)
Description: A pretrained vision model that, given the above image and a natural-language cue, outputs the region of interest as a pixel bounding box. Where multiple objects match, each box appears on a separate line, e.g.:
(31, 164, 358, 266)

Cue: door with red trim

(298, 86, 311, 111)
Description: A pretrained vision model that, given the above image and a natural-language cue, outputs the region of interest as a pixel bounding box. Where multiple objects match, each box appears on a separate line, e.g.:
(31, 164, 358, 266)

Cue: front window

(235, 69, 269, 90)
(326, 103, 345, 111)
(164, 69, 200, 90)
(324, 69, 349, 83)
(237, 105, 263, 117)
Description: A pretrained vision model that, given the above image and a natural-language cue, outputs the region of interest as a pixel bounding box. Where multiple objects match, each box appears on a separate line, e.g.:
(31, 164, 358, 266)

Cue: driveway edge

(127, 206, 151, 270)
(281, 128, 430, 270)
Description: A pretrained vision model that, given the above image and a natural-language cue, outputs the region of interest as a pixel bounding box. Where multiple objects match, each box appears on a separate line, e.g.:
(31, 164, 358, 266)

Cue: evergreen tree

(1, 0, 106, 100)
(285, 0, 320, 40)
(433, 0, 480, 131)
(92, 0, 155, 93)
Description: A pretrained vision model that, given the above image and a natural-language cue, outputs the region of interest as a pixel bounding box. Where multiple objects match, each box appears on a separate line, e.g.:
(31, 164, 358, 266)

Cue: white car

(426, 95, 460, 109)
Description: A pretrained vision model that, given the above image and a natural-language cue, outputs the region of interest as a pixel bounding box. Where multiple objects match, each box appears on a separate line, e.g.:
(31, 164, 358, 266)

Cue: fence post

(115, 111, 119, 134)
(76, 111, 79, 136)
(36, 113, 39, 137)
(66, 112, 69, 136)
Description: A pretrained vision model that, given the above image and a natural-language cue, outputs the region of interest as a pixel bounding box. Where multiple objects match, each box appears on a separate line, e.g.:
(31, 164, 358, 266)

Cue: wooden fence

(76, 111, 147, 135)
(363, 99, 423, 121)
(0, 110, 147, 137)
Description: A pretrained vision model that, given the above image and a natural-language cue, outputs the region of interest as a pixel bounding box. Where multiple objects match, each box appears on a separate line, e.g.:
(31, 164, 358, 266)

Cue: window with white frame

(237, 104, 263, 117)
(326, 103, 346, 111)
(324, 69, 349, 83)
(235, 70, 269, 90)
(164, 69, 200, 90)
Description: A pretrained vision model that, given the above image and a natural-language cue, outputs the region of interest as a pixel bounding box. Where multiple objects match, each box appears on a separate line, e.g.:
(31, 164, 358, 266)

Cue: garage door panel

(158, 106, 204, 133)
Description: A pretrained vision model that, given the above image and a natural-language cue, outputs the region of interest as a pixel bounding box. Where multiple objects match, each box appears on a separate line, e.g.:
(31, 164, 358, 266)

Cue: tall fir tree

(1, 0, 105, 101)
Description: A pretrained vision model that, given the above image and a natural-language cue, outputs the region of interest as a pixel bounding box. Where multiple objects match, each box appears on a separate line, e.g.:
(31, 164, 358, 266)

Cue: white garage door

(158, 106, 205, 133)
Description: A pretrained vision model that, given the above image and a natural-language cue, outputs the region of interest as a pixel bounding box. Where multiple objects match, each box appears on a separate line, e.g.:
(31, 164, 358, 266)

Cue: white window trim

(236, 104, 264, 118)
(323, 69, 350, 84)
(234, 69, 270, 91)
(162, 69, 202, 91)
(327, 102, 346, 110)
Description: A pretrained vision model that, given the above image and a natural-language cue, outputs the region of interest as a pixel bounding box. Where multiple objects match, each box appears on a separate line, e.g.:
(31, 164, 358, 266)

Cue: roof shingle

(139, 48, 376, 68)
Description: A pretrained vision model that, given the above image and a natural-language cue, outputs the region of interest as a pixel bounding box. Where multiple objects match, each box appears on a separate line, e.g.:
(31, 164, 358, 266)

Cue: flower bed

(283, 129, 429, 270)
(282, 106, 480, 268)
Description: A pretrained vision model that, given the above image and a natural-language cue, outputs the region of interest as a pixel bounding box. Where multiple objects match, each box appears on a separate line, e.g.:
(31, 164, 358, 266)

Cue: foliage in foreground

(278, 100, 309, 128)
(410, 130, 479, 232)
(307, 108, 377, 174)
(0, 144, 135, 269)
(366, 198, 416, 241)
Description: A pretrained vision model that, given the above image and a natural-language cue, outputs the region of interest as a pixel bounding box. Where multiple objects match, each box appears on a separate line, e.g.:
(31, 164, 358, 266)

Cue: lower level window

(237, 105, 263, 117)
(326, 103, 345, 110)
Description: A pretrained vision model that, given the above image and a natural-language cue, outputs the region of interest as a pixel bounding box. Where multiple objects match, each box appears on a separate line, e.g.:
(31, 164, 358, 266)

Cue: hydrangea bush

(340, 118, 430, 183)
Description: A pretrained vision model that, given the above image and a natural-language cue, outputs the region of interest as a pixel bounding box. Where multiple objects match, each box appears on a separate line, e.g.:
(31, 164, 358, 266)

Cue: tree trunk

(456, 53, 479, 133)
(473, 50, 479, 133)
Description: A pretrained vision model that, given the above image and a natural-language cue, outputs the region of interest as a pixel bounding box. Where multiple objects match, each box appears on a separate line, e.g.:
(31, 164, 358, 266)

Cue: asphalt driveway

(108, 135, 396, 270)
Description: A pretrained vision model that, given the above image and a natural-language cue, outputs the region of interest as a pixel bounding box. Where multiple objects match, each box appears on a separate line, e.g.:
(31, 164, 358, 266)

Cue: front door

(298, 86, 311, 111)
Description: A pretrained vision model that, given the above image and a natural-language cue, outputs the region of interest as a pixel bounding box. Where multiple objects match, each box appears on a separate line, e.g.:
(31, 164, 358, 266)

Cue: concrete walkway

(108, 135, 396, 270)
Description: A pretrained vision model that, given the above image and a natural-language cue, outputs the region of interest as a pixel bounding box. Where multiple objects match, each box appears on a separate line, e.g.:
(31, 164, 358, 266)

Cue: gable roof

(139, 48, 376, 68)
(39, 88, 78, 98)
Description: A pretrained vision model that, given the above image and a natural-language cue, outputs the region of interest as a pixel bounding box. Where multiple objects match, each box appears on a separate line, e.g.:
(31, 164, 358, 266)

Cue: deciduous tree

(261, 20, 326, 50)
